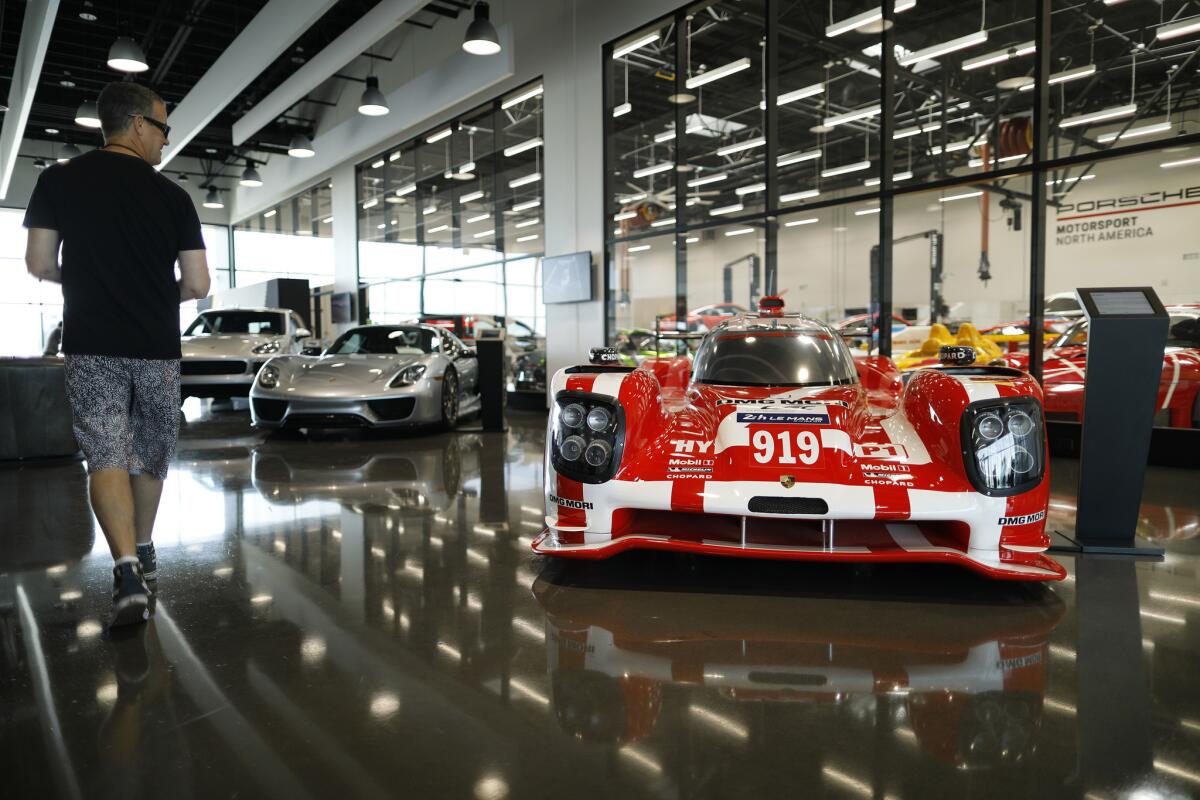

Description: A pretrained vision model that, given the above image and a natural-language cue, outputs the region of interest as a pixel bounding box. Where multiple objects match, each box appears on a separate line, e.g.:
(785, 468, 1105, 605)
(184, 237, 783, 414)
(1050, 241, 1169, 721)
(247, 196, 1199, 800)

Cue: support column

(330, 160, 360, 330)
(1029, 0, 1052, 382)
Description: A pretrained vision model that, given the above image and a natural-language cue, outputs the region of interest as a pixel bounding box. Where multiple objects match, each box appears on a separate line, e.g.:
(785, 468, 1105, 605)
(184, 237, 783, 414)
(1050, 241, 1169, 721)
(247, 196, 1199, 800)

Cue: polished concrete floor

(2, 405, 1199, 800)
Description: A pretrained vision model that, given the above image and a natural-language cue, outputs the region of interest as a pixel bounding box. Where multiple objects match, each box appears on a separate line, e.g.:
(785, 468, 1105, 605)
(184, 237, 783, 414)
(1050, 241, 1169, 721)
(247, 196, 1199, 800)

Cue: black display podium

(475, 330, 507, 433)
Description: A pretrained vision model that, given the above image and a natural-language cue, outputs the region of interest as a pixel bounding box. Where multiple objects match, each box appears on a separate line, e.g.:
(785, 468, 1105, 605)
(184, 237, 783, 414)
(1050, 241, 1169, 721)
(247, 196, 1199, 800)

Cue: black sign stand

(1050, 287, 1167, 557)
(475, 334, 508, 433)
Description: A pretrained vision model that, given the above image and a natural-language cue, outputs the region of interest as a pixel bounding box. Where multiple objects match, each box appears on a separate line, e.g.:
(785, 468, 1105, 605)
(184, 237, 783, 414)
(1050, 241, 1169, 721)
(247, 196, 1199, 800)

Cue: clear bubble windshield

(691, 324, 859, 387)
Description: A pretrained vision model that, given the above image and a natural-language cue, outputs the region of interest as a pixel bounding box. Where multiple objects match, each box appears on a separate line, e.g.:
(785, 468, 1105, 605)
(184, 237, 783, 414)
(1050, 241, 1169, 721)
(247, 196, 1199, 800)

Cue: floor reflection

(2, 408, 1199, 799)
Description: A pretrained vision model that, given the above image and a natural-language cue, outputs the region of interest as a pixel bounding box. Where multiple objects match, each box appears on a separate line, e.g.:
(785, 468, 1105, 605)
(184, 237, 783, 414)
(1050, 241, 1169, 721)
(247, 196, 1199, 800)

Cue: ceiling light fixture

(1045, 174, 1095, 185)
(358, 76, 389, 116)
(203, 188, 224, 209)
(967, 153, 1027, 167)
(855, 207, 881, 215)
(240, 162, 263, 187)
(777, 83, 825, 106)
(961, 41, 1036, 71)
(426, 127, 453, 144)
(725, 227, 755, 237)
(654, 130, 676, 143)
(613, 210, 638, 221)
(423, 204, 437, 216)
(428, 224, 450, 234)
(612, 31, 660, 59)
(863, 170, 913, 186)
(59, 143, 82, 161)
(516, 233, 539, 242)
(372, 158, 385, 169)
(501, 84, 543, 110)
(687, 172, 727, 187)
(821, 160, 871, 178)
(515, 218, 539, 228)
(617, 192, 647, 202)
(1020, 64, 1095, 92)
(612, 102, 632, 118)
(939, 190, 984, 202)
(462, 1, 502, 55)
(930, 139, 974, 154)
(512, 199, 541, 212)
(735, 183, 766, 196)
(288, 134, 315, 158)
(1059, 103, 1137, 129)
(1155, 16, 1200, 41)
(467, 213, 491, 223)
(685, 57, 751, 89)
(107, 37, 149, 72)
(264, 209, 277, 218)
(825, 0, 917, 37)
(709, 203, 744, 216)
(460, 190, 485, 204)
(1097, 121, 1173, 143)
(650, 217, 676, 227)
(781, 189, 820, 203)
(785, 217, 819, 227)
(75, 100, 101, 128)
(388, 151, 401, 162)
(632, 162, 673, 178)
(362, 198, 380, 209)
(504, 136, 543, 157)
(1160, 154, 1200, 169)
(778, 149, 821, 167)
(628, 244, 651, 253)
(893, 122, 942, 139)
(473, 229, 495, 239)
(823, 104, 881, 127)
(898, 30, 988, 66)
(716, 136, 766, 156)
(395, 183, 417, 197)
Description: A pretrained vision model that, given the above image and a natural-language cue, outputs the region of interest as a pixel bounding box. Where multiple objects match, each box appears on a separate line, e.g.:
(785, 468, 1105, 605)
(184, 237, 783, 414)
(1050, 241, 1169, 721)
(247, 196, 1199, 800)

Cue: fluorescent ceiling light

(467, 213, 491, 223)
(473, 229, 495, 238)
(781, 189, 820, 203)
(372, 159, 385, 169)
(939, 190, 984, 202)
(423, 205, 437, 215)
(508, 172, 542, 188)
(376, 223, 386, 230)
(823, 104, 881, 127)
(633, 162, 673, 178)
(725, 227, 755, 237)
(426, 128, 453, 144)
(613, 31, 660, 59)
(777, 83, 825, 106)
(685, 57, 752, 89)
(685, 237, 700, 244)
(821, 160, 871, 178)
(650, 217, 676, 227)
(709, 203, 744, 216)
(322, 216, 333, 224)
(628, 244, 651, 253)
(778, 149, 821, 167)
(515, 218, 539, 228)
(863, 170, 913, 186)
(785, 217, 819, 227)
(617, 192, 647, 202)
(929, 139, 974, 154)
(967, 153, 1027, 167)
(962, 41, 1035, 71)
(687, 172, 727, 187)
(1160, 155, 1200, 169)
(362, 198, 379, 209)
(1046, 174, 1095, 185)
(735, 183, 766, 196)
(516, 233, 539, 242)
(613, 210, 638, 221)
(1097, 121, 1173, 143)
(263, 209, 276, 218)
(1156, 16, 1200, 41)
(1060, 103, 1137, 129)
(459, 161, 476, 175)
(459, 190, 485, 204)
(504, 137, 543, 157)
(395, 183, 416, 197)
(716, 136, 766, 156)
(388, 151, 401, 162)
(825, 0, 916, 38)
(428, 224, 449, 234)
(898, 30, 988, 66)
(512, 199, 541, 212)
(501, 84, 544, 110)
(613, 102, 632, 118)
(855, 207, 881, 215)
(1021, 64, 1095, 91)
(654, 130, 676, 143)
(893, 122, 942, 139)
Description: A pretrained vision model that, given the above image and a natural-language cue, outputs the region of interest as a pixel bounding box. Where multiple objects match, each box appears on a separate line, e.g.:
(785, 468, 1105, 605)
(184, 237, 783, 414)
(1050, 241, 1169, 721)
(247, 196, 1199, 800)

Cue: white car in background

(181, 307, 314, 400)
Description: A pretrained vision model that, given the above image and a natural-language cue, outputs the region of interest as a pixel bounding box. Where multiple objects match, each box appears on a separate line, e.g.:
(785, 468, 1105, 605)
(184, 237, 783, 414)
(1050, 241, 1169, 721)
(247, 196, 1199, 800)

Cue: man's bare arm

(178, 249, 211, 302)
(25, 228, 63, 284)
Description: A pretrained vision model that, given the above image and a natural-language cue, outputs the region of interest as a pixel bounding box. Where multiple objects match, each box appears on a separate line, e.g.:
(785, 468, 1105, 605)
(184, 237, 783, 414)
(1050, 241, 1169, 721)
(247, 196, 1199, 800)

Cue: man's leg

(88, 469, 137, 560)
(131, 474, 165, 545)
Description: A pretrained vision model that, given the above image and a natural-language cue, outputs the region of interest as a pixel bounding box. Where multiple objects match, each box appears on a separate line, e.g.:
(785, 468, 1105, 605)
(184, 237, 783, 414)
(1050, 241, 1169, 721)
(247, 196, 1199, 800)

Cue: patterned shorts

(63, 355, 181, 481)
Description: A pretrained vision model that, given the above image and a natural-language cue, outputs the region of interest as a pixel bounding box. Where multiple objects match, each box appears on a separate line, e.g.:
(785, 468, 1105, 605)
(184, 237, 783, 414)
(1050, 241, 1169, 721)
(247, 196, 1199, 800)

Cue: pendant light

(203, 188, 224, 209)
(288, 134, 315, 158)
(358, 76, 389, 116)
(75, 100, 102, 128)
(108, 37, 149, 72)
(462, 2, 501, 56)
(240, 161, 263, 187)
(57, 143, 83, 162)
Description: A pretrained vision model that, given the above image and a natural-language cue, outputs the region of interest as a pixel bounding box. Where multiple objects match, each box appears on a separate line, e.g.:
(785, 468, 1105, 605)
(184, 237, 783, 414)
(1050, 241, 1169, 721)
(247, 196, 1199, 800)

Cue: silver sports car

(249, 324, 481, 430)
(181, 307, 314, 399)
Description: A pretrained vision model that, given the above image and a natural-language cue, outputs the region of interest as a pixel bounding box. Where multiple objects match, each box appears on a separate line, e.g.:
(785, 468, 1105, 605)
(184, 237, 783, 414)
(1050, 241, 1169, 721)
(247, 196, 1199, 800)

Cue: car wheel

(441, 368, 459, 430)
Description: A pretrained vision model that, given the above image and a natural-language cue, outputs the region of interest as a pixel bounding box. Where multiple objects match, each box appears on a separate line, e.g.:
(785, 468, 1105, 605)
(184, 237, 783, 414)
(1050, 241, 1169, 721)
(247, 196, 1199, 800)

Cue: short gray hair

(97, 81, 164, 139)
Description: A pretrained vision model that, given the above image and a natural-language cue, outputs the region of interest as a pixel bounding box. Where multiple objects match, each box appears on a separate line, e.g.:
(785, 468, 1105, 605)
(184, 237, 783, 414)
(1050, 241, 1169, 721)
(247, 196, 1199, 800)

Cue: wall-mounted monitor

(542, 251, 593, 304)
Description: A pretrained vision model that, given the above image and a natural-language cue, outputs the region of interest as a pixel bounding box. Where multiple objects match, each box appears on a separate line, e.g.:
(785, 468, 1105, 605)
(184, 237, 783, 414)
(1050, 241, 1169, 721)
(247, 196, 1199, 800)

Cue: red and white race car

(534, 296, 1065, 581)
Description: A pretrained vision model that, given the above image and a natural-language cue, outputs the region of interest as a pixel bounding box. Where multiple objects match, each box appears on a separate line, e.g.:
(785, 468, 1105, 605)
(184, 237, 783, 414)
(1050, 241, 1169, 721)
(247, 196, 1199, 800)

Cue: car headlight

(252, 340, 281, 355)
(258, 364, 280, 389)
(961, 398, 1045, 495)
(550, 393, 623, 483)
(389, 364, 427, 387)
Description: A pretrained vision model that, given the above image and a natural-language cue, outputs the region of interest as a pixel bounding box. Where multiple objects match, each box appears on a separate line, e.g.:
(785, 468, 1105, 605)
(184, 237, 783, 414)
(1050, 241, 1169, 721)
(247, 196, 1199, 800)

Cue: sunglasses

(128, 113, 171, 139)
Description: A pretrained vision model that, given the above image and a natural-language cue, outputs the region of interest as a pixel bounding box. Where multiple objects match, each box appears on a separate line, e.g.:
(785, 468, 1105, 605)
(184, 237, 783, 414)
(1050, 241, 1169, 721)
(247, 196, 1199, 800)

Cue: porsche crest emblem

(780, 475, 796, 489)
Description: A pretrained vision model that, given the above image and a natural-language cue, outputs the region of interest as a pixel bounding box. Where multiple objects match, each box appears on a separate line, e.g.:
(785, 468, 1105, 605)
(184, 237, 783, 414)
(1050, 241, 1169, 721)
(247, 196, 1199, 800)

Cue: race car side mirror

(589, 347, 620, 365)
(939, 345, 977, 366)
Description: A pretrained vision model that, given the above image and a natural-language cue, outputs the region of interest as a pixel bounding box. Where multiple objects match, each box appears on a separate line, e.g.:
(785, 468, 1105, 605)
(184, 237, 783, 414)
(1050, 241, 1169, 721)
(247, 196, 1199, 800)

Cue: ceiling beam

(231, 0, 427, 147)
(0, 0, 61, 200)
(159, 0, 340, 169)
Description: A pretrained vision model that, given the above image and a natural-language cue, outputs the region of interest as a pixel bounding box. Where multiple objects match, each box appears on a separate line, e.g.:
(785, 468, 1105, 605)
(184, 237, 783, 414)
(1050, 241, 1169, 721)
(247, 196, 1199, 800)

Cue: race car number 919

(752, 429, 821, 465)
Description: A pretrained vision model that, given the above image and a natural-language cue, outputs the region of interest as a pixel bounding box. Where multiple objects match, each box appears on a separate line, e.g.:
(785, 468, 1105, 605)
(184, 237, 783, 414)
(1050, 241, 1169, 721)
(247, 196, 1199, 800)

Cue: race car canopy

(758, 296, 785, 316)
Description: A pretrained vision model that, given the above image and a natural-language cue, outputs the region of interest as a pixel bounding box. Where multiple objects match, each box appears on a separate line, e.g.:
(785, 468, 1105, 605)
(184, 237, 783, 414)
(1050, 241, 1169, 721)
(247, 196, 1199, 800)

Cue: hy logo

(670, 439, 713, 454)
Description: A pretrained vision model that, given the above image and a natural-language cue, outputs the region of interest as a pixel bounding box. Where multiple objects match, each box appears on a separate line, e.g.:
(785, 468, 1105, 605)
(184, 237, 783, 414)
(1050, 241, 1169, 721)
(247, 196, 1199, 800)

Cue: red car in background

(656, 303, 748, 332)
(1008, 305, 1200, 429)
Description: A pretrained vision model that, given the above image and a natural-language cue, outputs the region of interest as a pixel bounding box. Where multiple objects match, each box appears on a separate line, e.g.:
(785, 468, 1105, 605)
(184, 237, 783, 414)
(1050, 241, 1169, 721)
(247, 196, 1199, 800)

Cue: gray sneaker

(109, 562, 151, 629)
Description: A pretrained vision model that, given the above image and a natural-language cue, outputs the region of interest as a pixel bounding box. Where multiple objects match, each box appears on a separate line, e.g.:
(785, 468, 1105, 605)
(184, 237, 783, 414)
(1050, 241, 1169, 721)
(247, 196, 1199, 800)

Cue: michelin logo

(550, 494, 593, 510)
(998, 510, 1046, 526)
(737, 411, 830, 425)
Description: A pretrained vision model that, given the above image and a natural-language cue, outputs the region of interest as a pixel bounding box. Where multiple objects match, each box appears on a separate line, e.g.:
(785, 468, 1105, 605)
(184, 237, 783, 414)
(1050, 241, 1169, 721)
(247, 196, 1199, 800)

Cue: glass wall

(356, 79, 546, 336)
(604, 0, 1200, 430)
(233, 181, 335, 287)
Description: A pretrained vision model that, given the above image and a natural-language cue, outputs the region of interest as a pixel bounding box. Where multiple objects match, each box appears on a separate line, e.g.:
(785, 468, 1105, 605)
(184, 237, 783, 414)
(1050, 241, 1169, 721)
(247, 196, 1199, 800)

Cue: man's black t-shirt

(23, 150, 205, 359)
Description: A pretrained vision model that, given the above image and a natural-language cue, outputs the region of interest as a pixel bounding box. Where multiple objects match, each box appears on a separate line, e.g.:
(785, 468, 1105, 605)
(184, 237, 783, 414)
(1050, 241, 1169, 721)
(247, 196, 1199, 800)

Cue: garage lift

(870, 229, 948, 326)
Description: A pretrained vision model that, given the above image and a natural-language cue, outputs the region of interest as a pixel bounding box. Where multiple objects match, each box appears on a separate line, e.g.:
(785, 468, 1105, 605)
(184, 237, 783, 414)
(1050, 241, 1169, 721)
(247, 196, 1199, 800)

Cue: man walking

(25, 81, 210, 628)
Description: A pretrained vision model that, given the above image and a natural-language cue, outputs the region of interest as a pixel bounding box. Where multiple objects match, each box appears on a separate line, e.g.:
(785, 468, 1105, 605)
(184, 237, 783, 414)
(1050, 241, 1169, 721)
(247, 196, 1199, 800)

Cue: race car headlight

(961, 398, 1045, 496)
(551, 392, 624, 483)
(252, 340, 281, 355)
(258, 365, 280, 389)
(389, 364, 427, 387)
